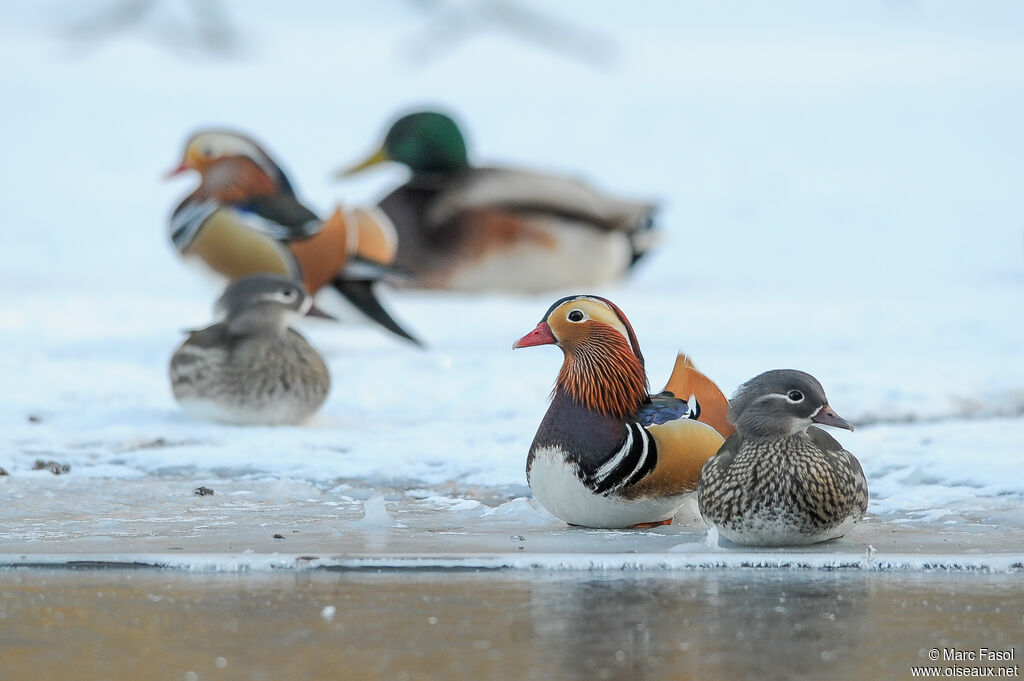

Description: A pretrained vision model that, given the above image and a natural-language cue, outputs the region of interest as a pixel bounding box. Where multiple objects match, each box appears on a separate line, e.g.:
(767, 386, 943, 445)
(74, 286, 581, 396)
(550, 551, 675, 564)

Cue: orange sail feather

(663, 353, 735, 439)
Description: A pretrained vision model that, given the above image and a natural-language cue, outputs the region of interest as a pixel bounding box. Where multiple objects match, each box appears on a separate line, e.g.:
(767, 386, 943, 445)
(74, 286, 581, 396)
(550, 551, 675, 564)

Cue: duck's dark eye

(787, 390, 804, 402)
(567, 310, 584, 322)
(280, 288, 297, 299)
(201, 146, 214, 157)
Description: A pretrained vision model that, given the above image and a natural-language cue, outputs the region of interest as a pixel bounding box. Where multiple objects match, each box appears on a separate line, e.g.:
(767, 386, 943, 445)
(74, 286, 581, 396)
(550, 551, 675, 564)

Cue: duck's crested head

(514, 295, 648, 419)
(167, 130, 290, 188)
(336, 110, 469, 178)
(729, 369, 853, 438)
(517, 295, 643, 361)
(215, 274, 311, 334)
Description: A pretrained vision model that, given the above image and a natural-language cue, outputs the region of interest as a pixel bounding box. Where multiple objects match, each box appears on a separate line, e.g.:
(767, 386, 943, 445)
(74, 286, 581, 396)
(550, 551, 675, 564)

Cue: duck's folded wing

(695, 432, 742, 516)
(201, 157, 321, 240)
(170, 323, 231, 383)
(807, 427, 869, 515)
(238, 194, 321, 240)
(634, 393, 693, 427)
(425, 167, 655, 233)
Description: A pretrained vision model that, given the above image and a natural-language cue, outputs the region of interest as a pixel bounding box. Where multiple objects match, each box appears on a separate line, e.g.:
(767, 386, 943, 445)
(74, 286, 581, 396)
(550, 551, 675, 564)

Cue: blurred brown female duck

(170, 275, 330, 425)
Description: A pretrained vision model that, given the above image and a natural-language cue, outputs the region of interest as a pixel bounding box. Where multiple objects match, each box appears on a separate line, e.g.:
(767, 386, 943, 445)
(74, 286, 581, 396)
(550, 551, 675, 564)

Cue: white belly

(528, 446, 688, 528)
(177, 397, 316, 426)
(712, 513, 862, 547)
(445, 220, 632, 293)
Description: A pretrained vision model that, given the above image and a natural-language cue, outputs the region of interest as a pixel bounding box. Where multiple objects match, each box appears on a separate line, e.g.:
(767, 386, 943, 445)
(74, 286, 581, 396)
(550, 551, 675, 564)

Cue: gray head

(214, 275, 311, 334)
(728, 369, 853, 438)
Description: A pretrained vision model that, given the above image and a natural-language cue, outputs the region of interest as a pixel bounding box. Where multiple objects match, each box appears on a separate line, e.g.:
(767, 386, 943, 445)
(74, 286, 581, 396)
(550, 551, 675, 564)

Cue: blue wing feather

(634, 393, 694, 427)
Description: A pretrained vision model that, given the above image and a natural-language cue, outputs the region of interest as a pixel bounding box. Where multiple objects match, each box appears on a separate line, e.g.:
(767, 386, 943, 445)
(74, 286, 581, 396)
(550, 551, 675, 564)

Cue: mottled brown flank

(440, 211, 559, 270)
(622, 420, 725, 500)
(182, 208, 295, 280)
(464, 210, 559, 249)
(405, 210, 559, 289)
(557, 324, 648, 420)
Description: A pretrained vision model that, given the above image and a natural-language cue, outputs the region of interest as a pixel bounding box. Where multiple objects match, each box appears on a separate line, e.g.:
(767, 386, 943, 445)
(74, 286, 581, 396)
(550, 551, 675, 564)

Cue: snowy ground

(1, 1, 1023, 571)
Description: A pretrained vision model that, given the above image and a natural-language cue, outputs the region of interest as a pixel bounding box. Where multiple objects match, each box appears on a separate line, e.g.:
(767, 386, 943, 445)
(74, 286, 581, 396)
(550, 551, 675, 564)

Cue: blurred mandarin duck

(170, 275, 331, 425)
(167, 129, 419, 344)
(698, 370, 868, 546)
(335, 111, 658, 292)
(513, 295, 732, 528)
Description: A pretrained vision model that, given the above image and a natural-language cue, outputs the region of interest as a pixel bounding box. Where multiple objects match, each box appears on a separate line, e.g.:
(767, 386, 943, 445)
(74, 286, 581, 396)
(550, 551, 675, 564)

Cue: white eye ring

(567, 309, 586, 323)
(786, 390, 804, 403)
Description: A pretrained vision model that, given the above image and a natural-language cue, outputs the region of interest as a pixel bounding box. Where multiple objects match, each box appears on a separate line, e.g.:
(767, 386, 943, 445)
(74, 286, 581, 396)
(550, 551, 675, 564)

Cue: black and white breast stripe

(171, 199, 219, 251)
(586, 423, 658, 496)
(171, 200, 316, 253)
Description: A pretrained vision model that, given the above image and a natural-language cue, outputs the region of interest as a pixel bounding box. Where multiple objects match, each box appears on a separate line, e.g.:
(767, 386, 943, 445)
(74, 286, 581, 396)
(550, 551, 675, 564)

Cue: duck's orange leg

(631, 518, 673, 529)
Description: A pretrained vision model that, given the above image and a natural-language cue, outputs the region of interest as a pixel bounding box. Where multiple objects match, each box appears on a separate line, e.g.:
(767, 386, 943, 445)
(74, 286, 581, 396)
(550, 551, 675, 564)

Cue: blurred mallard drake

(335, 111, 658, 293)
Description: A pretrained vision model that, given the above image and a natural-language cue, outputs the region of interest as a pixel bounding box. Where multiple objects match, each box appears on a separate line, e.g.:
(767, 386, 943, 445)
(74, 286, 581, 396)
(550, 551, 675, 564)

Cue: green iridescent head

(337, 111, 469, 178)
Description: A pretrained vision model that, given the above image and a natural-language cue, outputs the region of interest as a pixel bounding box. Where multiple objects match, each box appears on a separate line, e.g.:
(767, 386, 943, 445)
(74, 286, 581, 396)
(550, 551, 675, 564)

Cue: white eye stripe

(189, 134, 278, 179)
(259, 289, 302, 305)
(754, 392, 806, 404)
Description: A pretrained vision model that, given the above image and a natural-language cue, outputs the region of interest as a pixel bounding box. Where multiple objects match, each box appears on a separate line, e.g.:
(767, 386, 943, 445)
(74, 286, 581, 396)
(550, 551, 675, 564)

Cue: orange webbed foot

(631, 518, 673, 529)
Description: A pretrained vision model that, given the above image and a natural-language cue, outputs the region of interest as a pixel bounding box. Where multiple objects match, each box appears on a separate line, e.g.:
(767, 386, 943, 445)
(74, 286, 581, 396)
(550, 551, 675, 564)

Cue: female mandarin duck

(167, 129, 419, 344)
(335, 111, 658, 292)
(513, 295, 733, 528)
(698, 370, 869, 546)
(170, 275, 330, 425)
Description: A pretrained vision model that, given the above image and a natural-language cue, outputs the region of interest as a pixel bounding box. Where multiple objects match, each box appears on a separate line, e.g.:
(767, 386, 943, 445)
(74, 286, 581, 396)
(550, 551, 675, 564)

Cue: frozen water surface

(0, 569, 1021, 681)
(0, 1, 1023, 577)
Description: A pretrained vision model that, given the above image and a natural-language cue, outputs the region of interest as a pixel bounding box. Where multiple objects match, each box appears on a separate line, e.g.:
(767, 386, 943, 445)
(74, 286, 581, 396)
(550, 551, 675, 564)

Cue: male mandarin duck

(512, 295, 732, 528)
(167, 129, 419, 344)
(698, 370, 869, 546)
(335, 111, 658, 292)
(170, 275, 330, 425)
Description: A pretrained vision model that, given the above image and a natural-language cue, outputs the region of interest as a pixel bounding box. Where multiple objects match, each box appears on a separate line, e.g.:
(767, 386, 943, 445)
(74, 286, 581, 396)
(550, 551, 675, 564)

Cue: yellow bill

(334, 146, 390, 179)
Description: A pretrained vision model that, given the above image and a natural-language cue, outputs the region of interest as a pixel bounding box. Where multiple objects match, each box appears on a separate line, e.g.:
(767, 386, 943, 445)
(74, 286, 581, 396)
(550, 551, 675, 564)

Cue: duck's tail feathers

(329, 277, 422, 347)
(626, 205, 659, 267)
